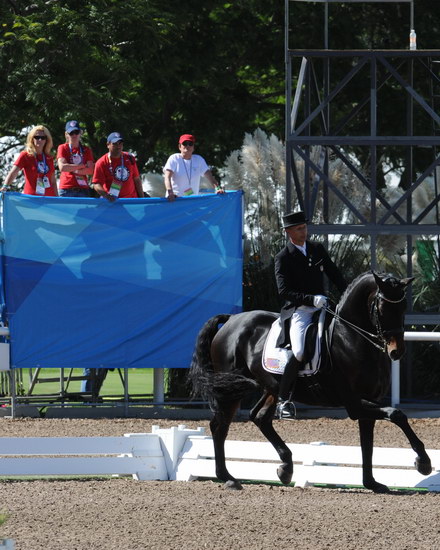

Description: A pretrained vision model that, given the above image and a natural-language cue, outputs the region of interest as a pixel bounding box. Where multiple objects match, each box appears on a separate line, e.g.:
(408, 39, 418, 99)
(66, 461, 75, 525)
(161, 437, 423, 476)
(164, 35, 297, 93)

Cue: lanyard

(69, 143, 84, 164)
(107, 153, 126, 181)
(182, 157, 192, 186)
(35, 153, 48, 175)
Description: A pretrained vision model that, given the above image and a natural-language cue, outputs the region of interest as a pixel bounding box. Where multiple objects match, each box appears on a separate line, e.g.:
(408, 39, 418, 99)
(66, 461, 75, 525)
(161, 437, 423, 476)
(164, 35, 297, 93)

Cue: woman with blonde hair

(2, 125, 58, 196)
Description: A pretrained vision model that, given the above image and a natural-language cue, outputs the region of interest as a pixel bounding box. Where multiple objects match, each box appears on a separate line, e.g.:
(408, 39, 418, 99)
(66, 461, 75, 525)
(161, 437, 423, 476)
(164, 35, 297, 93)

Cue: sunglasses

(34, 136, 47, 141)
(182, 141, 194, 147)
(69, 130, 80, 136)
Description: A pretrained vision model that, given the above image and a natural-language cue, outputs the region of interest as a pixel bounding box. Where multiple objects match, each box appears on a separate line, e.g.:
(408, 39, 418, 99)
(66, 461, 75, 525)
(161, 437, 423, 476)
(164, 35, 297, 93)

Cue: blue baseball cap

(65, 120, 81, 132)
(107, 132, 123, 143)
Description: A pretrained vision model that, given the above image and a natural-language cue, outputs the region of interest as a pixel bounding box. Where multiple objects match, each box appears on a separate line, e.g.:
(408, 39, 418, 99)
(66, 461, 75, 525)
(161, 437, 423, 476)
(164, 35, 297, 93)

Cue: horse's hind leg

(252, 393, 293, 485)
(210, 400, 243, 490)
(249, 391, 269, 423)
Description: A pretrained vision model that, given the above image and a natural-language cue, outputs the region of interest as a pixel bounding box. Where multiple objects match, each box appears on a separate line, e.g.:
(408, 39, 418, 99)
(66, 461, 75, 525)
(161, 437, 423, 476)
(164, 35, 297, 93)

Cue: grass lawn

(19, 368, 156, 397)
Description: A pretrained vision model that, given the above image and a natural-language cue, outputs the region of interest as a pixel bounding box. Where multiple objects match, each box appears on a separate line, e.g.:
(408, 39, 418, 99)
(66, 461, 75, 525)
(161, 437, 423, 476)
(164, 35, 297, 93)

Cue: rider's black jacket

(275, 240, 347, 347)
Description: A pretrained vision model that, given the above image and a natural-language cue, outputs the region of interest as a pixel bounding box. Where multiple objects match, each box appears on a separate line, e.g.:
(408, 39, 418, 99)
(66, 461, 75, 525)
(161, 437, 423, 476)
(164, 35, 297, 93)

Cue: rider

(274, 211, 347, 419)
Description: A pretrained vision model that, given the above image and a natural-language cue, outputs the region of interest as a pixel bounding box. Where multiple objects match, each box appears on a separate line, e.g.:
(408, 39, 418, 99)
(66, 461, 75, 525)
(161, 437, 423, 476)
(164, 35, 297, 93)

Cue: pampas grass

(222, 129, 439, 296)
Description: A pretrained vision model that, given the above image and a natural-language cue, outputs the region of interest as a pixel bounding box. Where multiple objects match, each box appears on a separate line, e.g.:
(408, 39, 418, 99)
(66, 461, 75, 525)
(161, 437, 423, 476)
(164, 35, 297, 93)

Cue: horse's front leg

(351, 399, 432, 481)
(210, 401, 243, 490)
(358, 417, 389, 493)
(252, 393, 293, 485)
(379, 406, 432, 476)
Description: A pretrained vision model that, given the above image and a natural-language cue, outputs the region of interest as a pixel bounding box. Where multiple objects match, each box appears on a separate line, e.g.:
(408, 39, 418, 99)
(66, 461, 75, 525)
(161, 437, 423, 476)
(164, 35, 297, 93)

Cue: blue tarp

(1, 191, 243, 368)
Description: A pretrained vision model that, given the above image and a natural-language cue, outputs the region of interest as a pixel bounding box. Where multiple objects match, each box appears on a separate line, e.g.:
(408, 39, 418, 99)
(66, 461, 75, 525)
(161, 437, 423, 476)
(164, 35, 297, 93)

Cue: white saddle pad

(262, 309, 326, 376)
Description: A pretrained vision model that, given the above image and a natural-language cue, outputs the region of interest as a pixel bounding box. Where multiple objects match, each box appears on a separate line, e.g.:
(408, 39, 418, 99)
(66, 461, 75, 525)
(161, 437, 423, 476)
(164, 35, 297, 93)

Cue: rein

(325, 289, 406, 353)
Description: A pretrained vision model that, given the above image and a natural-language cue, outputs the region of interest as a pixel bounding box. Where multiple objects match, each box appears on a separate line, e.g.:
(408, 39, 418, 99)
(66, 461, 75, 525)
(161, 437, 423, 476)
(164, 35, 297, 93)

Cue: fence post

(154, 368, 165, 405)
(391, 360, 400, 407)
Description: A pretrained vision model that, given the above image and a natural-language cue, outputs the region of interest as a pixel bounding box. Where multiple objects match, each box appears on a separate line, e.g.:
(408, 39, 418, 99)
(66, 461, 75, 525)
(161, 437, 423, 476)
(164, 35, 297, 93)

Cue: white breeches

(289, 305, 318, 361)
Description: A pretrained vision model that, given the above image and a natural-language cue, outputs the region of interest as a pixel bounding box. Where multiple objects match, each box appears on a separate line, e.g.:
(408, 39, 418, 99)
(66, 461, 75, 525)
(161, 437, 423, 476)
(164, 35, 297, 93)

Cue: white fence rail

(175, 435, 440, 491)
(0, 426, 204, 481)
(0, 433, 168, 480)
(1, 425, 440, 491)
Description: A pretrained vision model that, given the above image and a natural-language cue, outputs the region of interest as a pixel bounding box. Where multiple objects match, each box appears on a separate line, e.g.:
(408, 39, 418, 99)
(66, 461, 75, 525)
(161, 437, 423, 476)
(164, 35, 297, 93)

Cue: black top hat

(282, 211, 307, 228)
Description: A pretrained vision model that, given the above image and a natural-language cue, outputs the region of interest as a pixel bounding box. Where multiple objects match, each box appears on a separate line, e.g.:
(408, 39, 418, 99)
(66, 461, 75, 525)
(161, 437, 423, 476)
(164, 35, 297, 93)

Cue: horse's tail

(188, 314, 260, 411)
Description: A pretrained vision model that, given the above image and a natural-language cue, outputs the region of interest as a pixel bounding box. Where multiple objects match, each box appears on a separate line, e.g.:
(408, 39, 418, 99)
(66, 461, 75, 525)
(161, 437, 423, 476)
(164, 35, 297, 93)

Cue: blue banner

(1, 192, 243, 368)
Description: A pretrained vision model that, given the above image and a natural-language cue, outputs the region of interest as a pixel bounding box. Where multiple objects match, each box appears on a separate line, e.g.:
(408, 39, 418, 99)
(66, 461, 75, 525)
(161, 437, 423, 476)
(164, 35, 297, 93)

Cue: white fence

(1, 425, 440, 491)
(0, 426, 203, 481)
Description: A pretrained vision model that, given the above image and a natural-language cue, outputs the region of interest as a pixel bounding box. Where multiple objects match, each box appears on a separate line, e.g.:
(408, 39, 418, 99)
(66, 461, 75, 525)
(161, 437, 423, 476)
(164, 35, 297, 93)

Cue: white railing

(1, 424, 439, 491)
(0, 425, 205, 481)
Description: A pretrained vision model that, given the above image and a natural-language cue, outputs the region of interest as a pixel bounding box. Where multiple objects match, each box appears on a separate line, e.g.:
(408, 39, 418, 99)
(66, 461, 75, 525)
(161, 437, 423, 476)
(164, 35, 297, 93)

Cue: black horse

(188, 271, 432, 493)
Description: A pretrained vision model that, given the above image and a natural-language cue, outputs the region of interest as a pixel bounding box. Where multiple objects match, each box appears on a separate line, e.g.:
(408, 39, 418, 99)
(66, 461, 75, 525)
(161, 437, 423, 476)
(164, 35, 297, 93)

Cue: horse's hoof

(364, 480, 390, 493)
(277, 464, 293, 485)
(415, 457, 432, 476)
(224, 480, 243, 490)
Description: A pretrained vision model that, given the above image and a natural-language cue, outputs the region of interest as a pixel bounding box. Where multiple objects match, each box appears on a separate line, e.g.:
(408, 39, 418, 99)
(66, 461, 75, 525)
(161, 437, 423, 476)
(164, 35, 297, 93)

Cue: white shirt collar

(293, 243, 307, 256)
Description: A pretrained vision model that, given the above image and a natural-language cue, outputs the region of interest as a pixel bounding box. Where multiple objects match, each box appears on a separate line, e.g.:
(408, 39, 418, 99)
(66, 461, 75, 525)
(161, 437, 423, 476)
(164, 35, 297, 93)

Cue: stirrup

(275, 399, 297, 420)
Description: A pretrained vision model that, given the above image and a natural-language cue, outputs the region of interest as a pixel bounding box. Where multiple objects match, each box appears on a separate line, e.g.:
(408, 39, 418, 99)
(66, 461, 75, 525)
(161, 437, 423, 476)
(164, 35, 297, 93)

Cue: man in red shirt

(92, 132, 144, 201)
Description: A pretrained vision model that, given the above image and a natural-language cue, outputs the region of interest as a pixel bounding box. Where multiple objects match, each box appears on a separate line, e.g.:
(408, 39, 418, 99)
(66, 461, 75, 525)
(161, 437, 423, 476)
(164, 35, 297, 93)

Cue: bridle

(325, 288, 407, 353)
(372, 291, 406, 348)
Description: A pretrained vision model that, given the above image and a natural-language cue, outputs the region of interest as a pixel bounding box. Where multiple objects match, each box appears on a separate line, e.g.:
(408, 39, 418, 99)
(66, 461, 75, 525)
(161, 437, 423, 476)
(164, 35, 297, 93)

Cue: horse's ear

(372, 271, 382, 286)
(400, 276, 415, 287)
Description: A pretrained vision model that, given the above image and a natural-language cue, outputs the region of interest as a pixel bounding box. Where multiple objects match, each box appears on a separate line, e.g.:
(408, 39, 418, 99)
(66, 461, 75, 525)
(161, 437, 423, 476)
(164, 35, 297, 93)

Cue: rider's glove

(313, 294, 327, 309)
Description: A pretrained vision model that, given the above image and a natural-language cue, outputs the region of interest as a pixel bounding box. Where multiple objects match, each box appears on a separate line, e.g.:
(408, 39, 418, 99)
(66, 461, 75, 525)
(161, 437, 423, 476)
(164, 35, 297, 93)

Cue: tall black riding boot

(276, 356, 300, 420)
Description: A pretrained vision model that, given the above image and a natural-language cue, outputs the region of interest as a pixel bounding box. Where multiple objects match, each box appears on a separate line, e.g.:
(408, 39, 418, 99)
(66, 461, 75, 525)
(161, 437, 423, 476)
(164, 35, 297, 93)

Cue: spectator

(92, 132, 145, 201)
(1, 125, 58, 196)
(163, 133, 224, 201)
(83, 131, 145, 395)
(57, 120, 95, 197)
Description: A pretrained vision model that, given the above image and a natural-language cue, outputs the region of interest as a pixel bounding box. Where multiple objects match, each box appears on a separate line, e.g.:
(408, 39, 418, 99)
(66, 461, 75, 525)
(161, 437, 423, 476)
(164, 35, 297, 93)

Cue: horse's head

(371, 272, 414, 360)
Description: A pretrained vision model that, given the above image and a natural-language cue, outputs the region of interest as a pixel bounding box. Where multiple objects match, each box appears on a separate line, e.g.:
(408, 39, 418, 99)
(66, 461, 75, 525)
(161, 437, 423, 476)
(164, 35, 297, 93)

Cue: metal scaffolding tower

(285, 0, 440, 324)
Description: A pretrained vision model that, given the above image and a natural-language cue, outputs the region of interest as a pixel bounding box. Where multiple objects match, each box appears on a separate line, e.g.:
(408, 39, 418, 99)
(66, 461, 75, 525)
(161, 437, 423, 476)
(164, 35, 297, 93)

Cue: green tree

(1, 1, 439, 187)
(0, 0, 285, 174)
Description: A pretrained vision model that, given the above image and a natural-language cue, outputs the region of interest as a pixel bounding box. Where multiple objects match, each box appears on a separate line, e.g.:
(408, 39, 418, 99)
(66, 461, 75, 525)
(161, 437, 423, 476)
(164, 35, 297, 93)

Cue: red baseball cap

(179, 134, 196, 144)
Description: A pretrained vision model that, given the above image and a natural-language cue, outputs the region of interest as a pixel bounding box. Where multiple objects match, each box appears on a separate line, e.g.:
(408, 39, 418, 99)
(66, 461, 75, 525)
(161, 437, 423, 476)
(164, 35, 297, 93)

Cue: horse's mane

(337, 271, 374, 309)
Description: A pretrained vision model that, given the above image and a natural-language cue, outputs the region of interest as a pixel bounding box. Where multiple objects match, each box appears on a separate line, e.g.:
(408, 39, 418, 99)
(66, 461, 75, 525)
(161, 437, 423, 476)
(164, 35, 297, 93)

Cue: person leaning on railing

(92, 132, 147, 202)
(163, 133, 225, 201)
(1, 125, 58, 196)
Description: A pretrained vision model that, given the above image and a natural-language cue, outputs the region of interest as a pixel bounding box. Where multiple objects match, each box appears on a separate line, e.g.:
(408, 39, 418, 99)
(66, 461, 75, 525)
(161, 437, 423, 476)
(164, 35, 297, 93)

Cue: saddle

(262, 308, 328, 377)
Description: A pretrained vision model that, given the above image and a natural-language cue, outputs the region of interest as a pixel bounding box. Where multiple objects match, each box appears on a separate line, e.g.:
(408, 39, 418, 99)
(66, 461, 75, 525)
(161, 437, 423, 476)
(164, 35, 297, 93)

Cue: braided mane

(337, 271, 374, 309)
